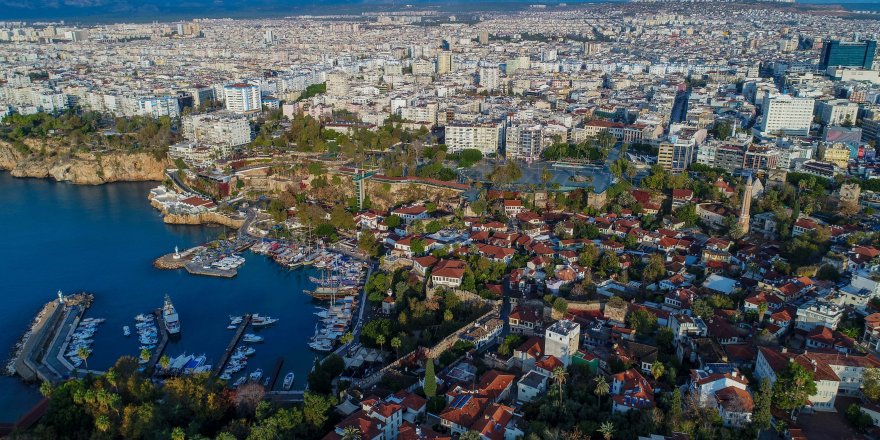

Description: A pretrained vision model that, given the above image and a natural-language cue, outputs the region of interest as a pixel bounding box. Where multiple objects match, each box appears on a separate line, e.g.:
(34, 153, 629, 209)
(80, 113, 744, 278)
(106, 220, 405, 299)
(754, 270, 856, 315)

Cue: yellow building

(821, 143, 851, 169)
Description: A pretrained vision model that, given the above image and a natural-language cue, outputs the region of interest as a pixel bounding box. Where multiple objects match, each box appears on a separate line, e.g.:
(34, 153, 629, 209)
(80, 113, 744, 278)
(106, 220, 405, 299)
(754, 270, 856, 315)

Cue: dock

(213, 314, 251, 377)
(146, 309, 171, 375)
(266, 357, 284, 391)
(184, 262, 237, 278)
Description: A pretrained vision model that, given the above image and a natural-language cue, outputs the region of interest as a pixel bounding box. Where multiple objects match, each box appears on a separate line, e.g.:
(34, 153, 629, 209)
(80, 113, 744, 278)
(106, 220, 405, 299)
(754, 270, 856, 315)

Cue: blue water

(0, 172, 321, 422)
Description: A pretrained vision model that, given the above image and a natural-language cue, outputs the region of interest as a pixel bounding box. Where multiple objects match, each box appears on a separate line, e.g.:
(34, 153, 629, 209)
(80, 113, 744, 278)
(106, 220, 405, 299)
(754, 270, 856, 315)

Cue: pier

(12, 293, 94, 385)
(146, 309, 171, 375)
(266, 357, 284, 391)
(213, 314, 251, 377)
(264, 390, 306, 403)
(184, 262, 237, 278)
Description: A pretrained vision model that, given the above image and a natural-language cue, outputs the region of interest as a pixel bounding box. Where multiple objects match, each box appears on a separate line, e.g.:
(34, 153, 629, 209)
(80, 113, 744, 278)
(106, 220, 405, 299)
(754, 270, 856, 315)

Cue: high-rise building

(478, 30, 489, 45)
(758, 95, 814, 136)
(436, 51, 452, 75)
(505, 124, 543, 160)
(657, 136, 695, 173)
(821, 40, 877, 69)
(478, 66, 500, 91)
(264, 29, 274, 44)
(223, 83, 261, 113)
(444, 122, 502, 155)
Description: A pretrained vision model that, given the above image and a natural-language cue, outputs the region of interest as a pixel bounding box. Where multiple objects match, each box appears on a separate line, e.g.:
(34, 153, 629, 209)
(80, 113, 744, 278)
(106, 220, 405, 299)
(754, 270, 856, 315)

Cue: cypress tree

(423, 358, 437, 398)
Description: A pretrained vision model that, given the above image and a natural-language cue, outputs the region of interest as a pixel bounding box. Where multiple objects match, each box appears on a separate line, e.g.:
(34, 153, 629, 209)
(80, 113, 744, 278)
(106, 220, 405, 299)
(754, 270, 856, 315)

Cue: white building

(796, 299, 844, 331)
(223, 83, 261, 113)
(479, 66, 501, 91)
(445, 122, 502, 155)
(544, 319, 580, 366)
(505, 124, 543, 161)
(758, 95, 815, 136)
(816, 99, 859, 127)
(137, 96, 180, 119)
(182, 113, 252, 148)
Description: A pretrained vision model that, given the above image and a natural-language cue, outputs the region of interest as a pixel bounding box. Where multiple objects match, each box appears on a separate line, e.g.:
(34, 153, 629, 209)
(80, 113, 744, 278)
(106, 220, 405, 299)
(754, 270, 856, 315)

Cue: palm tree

(77, 347, 91, 370)
(599, 421, 615, 440)
(757, 302, 768, 322)
(159, 355, 171, 371)
(594, 375, 610, 407)
(140, 348, 151, 364)
(341, 426, 362, 440)
(391, 337, 402, 358)
(650, 361, 665, 380)
(552, 366, 568, 407)
(376, 335, 386, 352)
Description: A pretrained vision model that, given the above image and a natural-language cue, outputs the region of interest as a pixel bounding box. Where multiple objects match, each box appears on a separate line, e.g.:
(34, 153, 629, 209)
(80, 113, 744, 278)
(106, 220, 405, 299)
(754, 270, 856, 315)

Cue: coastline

(0, 140, 169, 185)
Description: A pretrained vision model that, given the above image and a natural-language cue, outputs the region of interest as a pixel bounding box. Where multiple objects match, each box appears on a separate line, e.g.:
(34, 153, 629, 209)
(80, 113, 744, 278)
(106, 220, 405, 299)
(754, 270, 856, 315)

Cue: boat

(249, 369, 263, 381)
(163, 294, 181, 335)
(263, 376, 270, 387)
(123, 326, 131, 336)
(251, 314, 278, 327)
(229, 315, 243, 325)
(233, 377, 247, 387)
(227, 325, 237, 330)
(242, 334, 263, 343)
(219, 373, 232, 381)
(282, 372, 294, 390)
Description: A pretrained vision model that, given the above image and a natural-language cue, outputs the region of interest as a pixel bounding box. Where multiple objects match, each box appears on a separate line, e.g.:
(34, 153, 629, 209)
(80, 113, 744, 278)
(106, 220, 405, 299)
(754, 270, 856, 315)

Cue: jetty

(153, 246, 202, 270)
(213, 314, 251, 377)
(266, 357, 284, 391)
(13, 293, 94, 385)
(146, 309, 171, 375)
(184, 262, 237, 278)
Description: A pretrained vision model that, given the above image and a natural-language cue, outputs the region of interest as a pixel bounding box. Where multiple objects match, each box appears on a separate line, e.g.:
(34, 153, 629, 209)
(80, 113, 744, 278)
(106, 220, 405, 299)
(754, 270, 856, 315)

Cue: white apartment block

(223, 83, 261, 113)
(506, 124, 543, 161)
(182, 113, 252, 148)
(479, 66, 501, 91)
(795, 299, 844, 331)
(445, 122, 502, 155)
(758, 95, 814, 136)
(137, 96, 180, 119)
(325, 72, 350, 97)
(817, 99, 859, 127)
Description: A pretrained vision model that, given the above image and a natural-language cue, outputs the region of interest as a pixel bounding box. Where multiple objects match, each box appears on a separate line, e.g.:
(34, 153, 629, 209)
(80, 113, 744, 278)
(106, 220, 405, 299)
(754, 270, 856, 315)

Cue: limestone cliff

(163, 212, 245, 228)
(0, 140, 170, 184)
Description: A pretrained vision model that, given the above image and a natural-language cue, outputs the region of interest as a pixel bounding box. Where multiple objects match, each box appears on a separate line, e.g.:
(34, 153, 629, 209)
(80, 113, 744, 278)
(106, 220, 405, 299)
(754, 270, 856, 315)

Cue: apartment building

(445, 122, 502, 155)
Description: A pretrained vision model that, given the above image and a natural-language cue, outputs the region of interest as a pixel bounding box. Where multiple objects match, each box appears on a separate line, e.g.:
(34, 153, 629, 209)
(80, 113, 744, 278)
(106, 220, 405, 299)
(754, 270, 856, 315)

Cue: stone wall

(162, 212, 245, 228)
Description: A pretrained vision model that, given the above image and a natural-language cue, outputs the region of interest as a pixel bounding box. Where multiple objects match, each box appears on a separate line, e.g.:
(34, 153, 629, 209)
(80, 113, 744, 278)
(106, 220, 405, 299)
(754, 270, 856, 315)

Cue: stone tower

(739, 175, 753, 235)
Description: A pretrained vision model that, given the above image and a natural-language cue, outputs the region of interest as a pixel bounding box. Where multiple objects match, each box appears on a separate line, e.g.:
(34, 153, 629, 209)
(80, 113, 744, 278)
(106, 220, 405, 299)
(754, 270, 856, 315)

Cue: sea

(0, 172, 322, 422)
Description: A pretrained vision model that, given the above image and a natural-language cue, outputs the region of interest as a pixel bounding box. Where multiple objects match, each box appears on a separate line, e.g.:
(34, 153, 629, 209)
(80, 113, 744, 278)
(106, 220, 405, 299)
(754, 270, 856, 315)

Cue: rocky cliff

(163, 212, 245, 228)
(0, 140, 169, 184)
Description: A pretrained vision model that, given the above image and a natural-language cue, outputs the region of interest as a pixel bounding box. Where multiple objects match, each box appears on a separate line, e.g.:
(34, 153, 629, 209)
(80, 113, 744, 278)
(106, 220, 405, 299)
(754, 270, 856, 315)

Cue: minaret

(739, 175, 753, 235)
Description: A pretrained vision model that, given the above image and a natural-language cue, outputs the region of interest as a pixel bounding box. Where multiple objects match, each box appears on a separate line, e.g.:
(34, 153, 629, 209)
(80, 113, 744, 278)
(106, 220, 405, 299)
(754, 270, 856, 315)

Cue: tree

(656, 327, 674, 350)
(553, 297, 569, 314)
(385, 215, 402, 229)
(579, 243, 599, 268)
(460, 431, 482, 440)
(376, 334, 386, 352)
(140, 348, 151, 364)
(757, 302, 768, 322)
(752, 378, 772, 438)
(773, 361, 817, 417)
(77, 347, 91, 370)
(650, 361, 665, 380)
(330, 205, 355, 230)
(594, 375, 609, 406)
(342, 426, 362, 440)
(358, 230, 381, 258)
(599, 421, 615, 440)
(423, 358, 437, 397)
(628, 309, 657, 336)
(641, 254, 666, 283)
(669, 388, 683, 431)
(692, 299, 713, 318)
(552, 367, 568, 407)
(341, 331, 354, 345)
(159, 355, 170, 371)
(862, 368, 880, 402)
(391, 337, 402, 357)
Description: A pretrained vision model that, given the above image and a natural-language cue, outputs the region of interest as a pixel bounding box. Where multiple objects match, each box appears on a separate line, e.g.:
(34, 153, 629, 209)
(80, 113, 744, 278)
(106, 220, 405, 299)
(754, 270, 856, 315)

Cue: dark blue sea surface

(0, 172, 320, 422)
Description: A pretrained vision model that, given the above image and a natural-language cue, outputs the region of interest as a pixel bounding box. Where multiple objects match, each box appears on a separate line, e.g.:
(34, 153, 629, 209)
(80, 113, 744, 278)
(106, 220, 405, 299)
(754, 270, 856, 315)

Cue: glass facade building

(821, 40, 877, 69)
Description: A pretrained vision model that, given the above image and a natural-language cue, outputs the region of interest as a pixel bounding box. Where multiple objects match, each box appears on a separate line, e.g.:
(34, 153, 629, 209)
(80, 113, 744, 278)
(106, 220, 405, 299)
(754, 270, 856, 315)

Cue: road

(332, 261, 375, 357)
(237, 209, 257, 239)
(166, 170, 205, 197)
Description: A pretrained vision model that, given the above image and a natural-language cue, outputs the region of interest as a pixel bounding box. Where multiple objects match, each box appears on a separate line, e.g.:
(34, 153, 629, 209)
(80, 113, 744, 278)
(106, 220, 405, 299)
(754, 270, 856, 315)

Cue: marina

(0, 175, 329, 421)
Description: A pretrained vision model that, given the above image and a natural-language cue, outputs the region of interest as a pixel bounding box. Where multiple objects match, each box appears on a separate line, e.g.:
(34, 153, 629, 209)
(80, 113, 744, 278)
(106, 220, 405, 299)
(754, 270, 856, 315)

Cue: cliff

(0, 140, 170, 184)
(163, 212, 245, 229)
